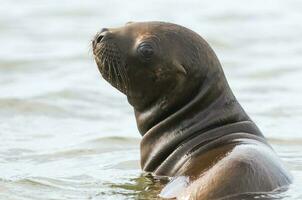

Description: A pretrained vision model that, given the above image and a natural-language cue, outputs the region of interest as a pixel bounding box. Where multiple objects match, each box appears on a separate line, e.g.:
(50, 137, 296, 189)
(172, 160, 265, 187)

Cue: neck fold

(136, 75, 263, 175)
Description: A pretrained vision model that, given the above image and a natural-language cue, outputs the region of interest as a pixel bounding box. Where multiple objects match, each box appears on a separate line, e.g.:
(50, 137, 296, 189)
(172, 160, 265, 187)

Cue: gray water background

(0, 0, 302, 199)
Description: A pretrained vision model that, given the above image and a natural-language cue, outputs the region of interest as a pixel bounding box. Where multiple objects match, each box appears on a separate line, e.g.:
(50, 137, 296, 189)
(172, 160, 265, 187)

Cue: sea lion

(92, 21, 292, 199)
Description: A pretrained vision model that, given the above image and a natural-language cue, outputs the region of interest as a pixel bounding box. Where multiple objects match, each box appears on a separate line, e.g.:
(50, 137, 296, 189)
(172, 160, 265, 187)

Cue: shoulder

(179, 141, 292, 199)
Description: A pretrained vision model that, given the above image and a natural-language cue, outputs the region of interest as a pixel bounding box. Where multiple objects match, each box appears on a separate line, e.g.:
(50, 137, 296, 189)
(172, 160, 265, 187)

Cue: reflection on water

(101, 174, 168, 200)
(0, 0, 302, 199)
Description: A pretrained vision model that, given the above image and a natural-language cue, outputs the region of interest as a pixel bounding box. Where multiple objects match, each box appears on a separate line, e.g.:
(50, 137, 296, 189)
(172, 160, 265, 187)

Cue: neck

(134, 72, 264, 174)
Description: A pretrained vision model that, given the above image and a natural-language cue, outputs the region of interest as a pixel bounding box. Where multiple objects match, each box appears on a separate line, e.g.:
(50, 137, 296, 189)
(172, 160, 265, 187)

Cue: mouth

(93, 39, 129, 95)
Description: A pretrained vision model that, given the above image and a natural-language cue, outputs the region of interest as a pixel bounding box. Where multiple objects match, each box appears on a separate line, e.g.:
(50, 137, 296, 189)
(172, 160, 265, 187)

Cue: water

(0, 0, 301, 199)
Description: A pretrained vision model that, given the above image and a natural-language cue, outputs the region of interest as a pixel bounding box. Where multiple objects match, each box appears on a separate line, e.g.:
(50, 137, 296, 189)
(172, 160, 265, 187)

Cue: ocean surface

(0, 0, 302, 199)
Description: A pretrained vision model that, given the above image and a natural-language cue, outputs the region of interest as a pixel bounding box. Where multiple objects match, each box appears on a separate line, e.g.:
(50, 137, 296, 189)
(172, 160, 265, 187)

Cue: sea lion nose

(93, 28, 109, 47)
(97, 28, 109, 42)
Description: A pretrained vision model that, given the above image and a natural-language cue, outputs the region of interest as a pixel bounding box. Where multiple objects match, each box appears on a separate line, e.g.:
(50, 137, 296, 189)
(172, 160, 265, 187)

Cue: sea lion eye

(138, 43, 154, 60)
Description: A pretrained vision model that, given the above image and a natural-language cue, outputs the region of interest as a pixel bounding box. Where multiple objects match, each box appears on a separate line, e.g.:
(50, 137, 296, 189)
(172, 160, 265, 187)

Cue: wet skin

(92, 21, 292, 199)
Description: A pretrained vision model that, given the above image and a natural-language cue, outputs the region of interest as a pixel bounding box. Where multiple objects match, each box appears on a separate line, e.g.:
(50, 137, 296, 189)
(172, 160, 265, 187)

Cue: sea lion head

(93, 22, 226, 134)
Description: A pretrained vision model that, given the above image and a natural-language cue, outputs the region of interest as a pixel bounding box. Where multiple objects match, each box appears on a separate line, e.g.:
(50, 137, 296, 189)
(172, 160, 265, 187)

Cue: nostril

(94, 28, 109, 44)
(96, 34, 104, 43)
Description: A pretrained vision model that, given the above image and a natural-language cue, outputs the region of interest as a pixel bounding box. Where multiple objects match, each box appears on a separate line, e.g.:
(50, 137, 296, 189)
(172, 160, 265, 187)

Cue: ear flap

(174, 61, 187, 75)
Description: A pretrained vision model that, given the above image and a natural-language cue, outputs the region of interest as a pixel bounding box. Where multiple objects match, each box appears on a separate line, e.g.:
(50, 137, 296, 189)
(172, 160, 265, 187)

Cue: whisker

(122, 64, 130, 92)
(87, 40, 94, 57)
(103, 54, 110, 78)
(111, 58, 120, 89)
(93, 40, 130, 94)
(119, 62, 129, 93)
(96, 43, 106, 56)
(107, 57, 113, 82)
(114, 59, 126, 92)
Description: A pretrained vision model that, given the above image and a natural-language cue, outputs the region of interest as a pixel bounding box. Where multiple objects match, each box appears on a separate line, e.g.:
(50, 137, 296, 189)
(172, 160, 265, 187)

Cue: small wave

(268, 138, 302, 145)
(15, 176, 100, 191)
(0, 98, 69, 116)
